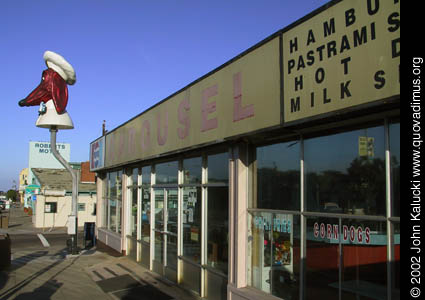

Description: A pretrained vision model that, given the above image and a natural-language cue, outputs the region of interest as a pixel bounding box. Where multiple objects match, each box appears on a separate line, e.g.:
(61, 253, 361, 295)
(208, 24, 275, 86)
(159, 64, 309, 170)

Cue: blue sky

(0, 0, 330, 191)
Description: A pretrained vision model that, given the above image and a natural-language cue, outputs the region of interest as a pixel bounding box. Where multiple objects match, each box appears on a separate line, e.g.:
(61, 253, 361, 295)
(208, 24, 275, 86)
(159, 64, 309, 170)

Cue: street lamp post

(18, 51, 79, 254)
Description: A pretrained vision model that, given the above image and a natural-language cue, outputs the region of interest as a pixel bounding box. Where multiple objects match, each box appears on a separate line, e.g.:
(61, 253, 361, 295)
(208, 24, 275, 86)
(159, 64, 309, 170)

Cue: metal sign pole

(50, 126, 79, 254)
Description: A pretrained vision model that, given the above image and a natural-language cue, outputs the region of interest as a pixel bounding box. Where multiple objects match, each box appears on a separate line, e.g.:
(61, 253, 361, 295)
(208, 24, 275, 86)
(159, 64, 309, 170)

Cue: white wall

(34, 194, 96, 228)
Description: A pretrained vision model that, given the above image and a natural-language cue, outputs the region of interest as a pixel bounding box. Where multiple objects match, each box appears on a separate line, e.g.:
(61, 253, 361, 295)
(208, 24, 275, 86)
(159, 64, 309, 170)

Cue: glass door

(153, 188, 178, 282)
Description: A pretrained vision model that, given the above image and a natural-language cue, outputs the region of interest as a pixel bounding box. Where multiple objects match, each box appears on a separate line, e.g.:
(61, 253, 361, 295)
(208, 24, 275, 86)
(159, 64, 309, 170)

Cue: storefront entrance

(152, 188, 178, 283)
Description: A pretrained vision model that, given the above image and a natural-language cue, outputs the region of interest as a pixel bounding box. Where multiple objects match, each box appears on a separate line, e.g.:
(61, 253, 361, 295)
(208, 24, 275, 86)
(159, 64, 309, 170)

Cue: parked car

(0, 200, 6, 210)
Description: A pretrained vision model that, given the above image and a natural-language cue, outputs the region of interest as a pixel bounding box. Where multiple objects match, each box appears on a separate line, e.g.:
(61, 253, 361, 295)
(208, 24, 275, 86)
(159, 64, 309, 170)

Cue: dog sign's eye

(42, 77, 45, 81)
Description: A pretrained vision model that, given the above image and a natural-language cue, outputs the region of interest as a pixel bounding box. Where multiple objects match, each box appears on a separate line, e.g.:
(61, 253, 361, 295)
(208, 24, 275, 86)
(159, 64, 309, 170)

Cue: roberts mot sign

(29, 141, 70, 168)
(27, 141, 71, 186)
(282, 0, 400, 123)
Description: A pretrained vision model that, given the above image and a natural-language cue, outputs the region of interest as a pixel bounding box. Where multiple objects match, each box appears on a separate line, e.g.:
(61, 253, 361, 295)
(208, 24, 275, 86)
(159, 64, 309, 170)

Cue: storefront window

(183, 157, 202, 184)
(107, 170, 122, 233)
(109, 197, 116, 232)
(306, 216, 388, 300)
(340, 219, 387, 300)
(392, 222, 400, 299)
(156, 161, 178, 184)
(116, 172, 123, 233)
(182, 187, 202, 263)
(305, 125, 386, 216)
(390, 123, 400, 217)
(306, 216, 339, 300)
(141, 166, 151, 243)
(207, 186, 228, 274)
(154, 189, 164, 263)
(207, 152, 228, 183)
(256, 141, 300, 210)
(248, 212, 300, 299)
(107, 171, 117, 198)
(206, 152, 229, 275)
(248, 121, 398, 299)
(167, 189, 178, 270)
(141, 188, 151, 243)
(130, 168, 138, 238)
(142, 166, 151, 185)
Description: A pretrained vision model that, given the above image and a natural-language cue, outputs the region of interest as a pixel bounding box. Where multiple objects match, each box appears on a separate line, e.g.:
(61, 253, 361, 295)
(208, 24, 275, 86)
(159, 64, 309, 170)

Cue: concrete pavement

(0, 207, 201, 300)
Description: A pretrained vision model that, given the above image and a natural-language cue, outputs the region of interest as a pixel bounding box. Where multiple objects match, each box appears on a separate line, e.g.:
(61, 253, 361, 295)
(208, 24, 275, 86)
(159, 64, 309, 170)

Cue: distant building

(81, 161, 96, 183)
(24, 141, 70, 208)
(18, 168, 28, 204)
(31, 165, 96, 229)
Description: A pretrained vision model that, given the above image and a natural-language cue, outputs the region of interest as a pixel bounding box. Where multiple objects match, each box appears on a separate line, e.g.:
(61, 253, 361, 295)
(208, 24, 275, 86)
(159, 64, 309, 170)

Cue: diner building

(90, 1, 400, 299)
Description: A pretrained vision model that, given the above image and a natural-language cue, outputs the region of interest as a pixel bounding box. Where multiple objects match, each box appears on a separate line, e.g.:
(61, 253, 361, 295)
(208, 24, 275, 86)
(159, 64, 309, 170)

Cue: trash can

(1, 214, 9, 229)
(0, 234, 11, 270)
(84, 222, 96, 248)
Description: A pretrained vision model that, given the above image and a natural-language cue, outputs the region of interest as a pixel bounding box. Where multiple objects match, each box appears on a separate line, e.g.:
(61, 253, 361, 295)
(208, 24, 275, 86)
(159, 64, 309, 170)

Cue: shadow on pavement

(14, 279, 63, 300)
(95, 274, 174, 300)
(6, 224, 22, 229)
(0, 248, 78, 300)
(0, 250, 49, 291)
(113, 283, 174, 300)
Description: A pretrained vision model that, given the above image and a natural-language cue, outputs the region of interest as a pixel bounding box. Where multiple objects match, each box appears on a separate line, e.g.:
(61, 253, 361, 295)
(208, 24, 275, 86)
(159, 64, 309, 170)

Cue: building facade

(32, 167, 96, 228)
(23, 141, 71, 208)
(91, 1, 400, 300)
(18, 168, 28, 204)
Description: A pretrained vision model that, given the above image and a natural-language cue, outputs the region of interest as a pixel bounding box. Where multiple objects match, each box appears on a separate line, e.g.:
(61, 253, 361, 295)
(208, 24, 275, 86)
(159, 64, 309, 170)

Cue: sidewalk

(1, 247, 200, 300)
(0, 207, 201, 300)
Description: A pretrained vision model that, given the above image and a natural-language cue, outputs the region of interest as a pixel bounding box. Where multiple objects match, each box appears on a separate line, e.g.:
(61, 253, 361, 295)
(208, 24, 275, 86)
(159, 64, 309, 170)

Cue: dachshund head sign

(19, 51, 76, 129)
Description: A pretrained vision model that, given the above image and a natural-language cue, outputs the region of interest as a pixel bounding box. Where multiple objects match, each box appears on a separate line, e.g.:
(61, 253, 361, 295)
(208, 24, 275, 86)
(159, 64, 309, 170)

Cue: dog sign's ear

(51, 71, 69, 114)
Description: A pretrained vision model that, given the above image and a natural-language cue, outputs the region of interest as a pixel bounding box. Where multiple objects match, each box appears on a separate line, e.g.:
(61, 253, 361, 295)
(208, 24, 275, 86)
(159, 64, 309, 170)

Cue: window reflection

(207, 186, 228, 274)
(392, 222, 400, 299)
(156, 161, 178, 184)
(131, 168, 138, 184)
(107, 171, 122, 233)
(141, 166, 151, 244)
(183, 187, 202, 263)
(154, 189, 164, 263)
(141, 188, 150, 243)
(306, 216, 339, 300)
(142, 166, 151, 185)
(208, 153, 228, 183)
(167, 189, 178, 234)
(131, 185, 137, 237)
(305, 126, 386, 216)
(109, 198, 116, 231)
(256, 141, 300, 210)
(306, 217, 388, 300)
(390, 123, 400, 216)
(340, 219, 387, 300)
(167, 189, 178, 270)
(183, 157, 202, 184)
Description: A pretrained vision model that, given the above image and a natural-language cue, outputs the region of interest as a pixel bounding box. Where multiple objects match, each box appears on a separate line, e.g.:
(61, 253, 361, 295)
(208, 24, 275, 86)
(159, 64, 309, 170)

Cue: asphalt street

(10, 233, 74, 251)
